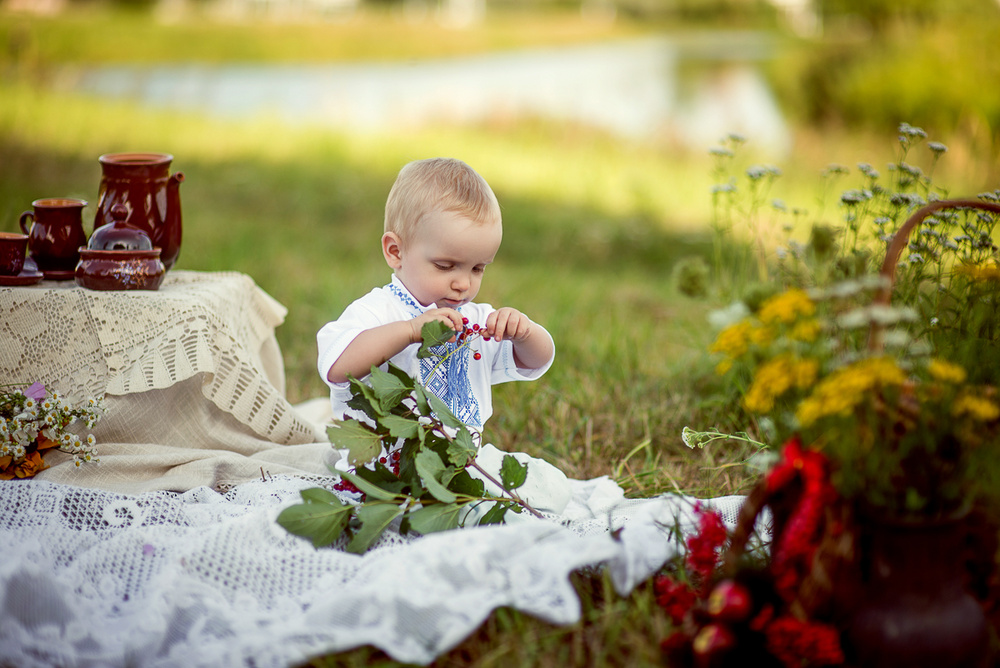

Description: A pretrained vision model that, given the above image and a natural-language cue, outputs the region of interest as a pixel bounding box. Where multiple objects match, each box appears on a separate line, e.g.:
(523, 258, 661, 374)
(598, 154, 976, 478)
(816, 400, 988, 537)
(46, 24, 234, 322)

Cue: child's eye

(434, 263, 452, 271)
(473, 266, 486, 274)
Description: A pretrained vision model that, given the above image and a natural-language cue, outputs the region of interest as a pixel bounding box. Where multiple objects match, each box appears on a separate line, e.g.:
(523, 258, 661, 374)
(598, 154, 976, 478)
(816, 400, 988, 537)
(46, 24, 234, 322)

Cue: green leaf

(341, 470, 402, 501)
(425, 390, 464, 429)
(355, 461, 408, 495)
(446, 428, 477, 467)
(415, 449, 458, 503)
(369, 366, 412, 413)
(386, 362, 416, 390)
(378, 414, 421, 440)
(328, 419, 384, 465)
(405, 502, 465, 535)
(448, 469, 485, 497)
(276, 488, 353, 548)
(347, 503, 405, 554)
(349, 374, 387, 417)
(413, 385, 432, 418)
(417, 320, 455, 358)
(477, 501, 510, 526)
(500, 454, 529, 491)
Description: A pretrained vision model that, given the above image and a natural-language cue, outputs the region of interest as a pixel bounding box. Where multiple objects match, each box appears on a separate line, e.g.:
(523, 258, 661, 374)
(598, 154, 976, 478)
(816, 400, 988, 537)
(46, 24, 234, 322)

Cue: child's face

(384, 209, 502, 308)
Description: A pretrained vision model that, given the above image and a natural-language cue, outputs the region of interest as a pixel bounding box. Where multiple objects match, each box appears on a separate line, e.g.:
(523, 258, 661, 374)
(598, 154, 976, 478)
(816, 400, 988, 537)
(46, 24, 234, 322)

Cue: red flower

(764, 616, 844, 667)
(685, 506, 728, 590)
(653, 575, 698, 625)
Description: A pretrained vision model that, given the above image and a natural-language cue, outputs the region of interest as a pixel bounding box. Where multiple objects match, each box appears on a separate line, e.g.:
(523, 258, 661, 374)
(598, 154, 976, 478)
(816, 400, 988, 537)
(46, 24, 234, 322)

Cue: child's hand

(410, 307, 465, 343)
(485, 307, 533, 343)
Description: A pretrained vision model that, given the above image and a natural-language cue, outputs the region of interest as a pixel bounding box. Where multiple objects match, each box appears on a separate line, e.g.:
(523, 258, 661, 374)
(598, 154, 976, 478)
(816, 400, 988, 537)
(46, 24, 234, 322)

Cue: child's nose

(452, 274, 471, 292)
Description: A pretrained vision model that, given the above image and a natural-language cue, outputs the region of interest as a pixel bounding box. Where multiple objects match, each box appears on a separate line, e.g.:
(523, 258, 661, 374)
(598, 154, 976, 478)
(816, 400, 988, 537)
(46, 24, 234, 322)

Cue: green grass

(3, 7, 999, 665)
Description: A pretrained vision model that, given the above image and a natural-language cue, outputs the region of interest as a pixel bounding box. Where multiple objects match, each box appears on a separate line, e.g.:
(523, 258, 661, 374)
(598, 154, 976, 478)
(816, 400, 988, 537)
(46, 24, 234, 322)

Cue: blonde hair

(384, 158, 501, 242)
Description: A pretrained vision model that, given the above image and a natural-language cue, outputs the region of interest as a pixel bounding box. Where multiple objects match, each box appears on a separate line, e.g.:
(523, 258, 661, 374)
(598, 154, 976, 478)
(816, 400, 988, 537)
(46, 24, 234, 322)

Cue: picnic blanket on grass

(0, 472, 747, 667)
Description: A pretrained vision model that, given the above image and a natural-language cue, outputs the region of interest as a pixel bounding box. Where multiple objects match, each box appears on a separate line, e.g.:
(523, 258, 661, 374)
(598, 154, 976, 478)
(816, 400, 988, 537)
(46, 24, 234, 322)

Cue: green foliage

(279, 335, 536, 553)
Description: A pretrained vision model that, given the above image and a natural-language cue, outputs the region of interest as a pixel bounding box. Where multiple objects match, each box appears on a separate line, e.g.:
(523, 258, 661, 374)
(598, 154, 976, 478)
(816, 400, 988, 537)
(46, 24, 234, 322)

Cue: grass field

(3, 6, 999, 664)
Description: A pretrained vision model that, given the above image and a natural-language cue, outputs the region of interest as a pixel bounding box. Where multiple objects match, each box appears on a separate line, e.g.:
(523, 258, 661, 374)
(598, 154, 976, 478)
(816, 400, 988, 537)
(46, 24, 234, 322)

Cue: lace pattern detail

(0, 476, 749, 667)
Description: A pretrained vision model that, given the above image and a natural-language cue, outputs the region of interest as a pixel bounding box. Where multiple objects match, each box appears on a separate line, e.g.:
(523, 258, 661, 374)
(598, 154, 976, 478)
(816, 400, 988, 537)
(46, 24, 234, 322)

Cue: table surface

(0, 270, 319, 446)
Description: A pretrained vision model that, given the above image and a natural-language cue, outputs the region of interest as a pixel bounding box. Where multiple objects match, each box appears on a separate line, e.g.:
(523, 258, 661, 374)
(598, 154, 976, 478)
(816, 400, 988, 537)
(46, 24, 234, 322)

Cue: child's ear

(382, 232, 404, 269)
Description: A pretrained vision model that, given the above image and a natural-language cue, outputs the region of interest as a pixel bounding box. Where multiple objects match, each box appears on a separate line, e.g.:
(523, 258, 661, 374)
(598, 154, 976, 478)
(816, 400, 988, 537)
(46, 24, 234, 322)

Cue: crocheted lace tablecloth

(1, 271, 333, 493)
(0, 475, 749, 668)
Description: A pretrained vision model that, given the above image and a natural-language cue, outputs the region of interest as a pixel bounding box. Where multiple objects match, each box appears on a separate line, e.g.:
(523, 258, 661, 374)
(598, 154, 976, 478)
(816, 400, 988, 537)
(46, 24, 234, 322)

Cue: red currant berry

(474, 352, 482, 360)
(379, 457, 387, 464)
(462, 317, 469, 325)
(483, 336, 491, 341)
(472, 324, 480, 331)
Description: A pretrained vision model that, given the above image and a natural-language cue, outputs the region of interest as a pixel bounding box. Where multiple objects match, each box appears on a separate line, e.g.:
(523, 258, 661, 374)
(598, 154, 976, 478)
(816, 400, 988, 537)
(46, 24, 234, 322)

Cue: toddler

(317, 157, 555, 431)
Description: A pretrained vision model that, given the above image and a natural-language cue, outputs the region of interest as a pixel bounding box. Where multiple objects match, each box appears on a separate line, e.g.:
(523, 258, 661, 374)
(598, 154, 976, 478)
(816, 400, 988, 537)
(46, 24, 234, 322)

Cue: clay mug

(0, 232, 29, 276)
(19, 198, 89, 273)
(95, 153, 184, 271)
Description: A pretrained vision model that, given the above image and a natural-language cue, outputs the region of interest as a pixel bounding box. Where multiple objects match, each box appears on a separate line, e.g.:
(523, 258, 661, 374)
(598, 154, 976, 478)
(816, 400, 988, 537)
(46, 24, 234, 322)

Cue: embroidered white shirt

(317, 275, 554, 430)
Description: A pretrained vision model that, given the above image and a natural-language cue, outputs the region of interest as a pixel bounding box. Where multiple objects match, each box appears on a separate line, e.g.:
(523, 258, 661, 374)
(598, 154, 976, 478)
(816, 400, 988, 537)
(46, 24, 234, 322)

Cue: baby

(317, 157, 555, 431)
(316, 158, 570, 515)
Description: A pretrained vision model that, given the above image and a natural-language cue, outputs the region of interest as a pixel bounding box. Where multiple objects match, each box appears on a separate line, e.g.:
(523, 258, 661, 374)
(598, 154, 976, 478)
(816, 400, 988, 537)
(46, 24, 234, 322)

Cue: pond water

(60, 31, 790, 154)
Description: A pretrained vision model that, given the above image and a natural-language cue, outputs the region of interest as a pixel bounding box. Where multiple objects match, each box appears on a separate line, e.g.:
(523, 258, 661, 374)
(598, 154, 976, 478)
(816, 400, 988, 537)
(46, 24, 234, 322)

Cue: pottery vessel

(94, 153, 184, 270)
(843, 510, 991, 668)
(75, 248, 165, 291)
(19, 198, 88, 275)
(0, 232, 29, 276)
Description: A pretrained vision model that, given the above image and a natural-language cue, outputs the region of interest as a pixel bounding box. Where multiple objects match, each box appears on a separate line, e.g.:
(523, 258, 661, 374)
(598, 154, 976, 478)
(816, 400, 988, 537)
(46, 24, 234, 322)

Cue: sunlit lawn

(3, 7, 1000, 664)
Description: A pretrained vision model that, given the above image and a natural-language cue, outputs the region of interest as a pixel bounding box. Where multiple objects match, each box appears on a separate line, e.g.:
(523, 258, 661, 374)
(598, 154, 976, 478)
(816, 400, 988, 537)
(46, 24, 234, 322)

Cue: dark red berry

(472, 324, 480, 331)
(379, 457, 387, 463)
(462, 317, 469, 325)
(473, 352, 482, 360)
(483, 336, 491, 341)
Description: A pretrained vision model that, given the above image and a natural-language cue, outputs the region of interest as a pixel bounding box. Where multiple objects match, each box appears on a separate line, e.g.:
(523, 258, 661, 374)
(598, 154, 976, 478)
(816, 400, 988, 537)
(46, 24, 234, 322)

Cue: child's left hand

(485, 307, 533, 343)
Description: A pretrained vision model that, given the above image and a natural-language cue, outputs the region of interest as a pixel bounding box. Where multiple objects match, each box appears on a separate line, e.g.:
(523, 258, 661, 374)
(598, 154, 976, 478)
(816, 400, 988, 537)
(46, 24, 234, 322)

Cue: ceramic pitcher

(94, 153, 185, 270)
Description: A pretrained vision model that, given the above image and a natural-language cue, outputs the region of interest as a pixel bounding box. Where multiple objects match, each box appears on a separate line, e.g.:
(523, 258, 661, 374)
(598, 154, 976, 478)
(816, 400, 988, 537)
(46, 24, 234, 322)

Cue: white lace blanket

(0, 474, 747, 667)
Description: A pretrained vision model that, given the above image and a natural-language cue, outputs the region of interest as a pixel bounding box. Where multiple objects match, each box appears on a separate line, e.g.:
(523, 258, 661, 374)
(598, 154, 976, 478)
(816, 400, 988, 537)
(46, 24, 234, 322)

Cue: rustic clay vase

(843, 510, 991, 668)
(19, 198, 89, 277)
(94, 153, 184, 270)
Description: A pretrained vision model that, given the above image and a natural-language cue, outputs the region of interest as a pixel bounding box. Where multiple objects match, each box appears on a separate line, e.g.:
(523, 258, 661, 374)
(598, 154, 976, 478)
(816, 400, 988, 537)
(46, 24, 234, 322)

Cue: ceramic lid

(87, 204, 154, 251)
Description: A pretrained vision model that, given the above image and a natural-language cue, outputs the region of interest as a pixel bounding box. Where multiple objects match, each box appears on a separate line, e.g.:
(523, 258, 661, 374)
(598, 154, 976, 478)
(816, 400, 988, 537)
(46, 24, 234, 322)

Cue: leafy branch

(278, 321, 538, 553)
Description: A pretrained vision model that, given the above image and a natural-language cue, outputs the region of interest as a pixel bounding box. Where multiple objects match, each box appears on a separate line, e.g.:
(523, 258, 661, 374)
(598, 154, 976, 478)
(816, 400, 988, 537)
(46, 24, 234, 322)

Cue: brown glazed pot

(75, 248, 165, 291)
(19, 198, 89, 274)
(94, 153, 184, 271)
(843, 509, 991, 668)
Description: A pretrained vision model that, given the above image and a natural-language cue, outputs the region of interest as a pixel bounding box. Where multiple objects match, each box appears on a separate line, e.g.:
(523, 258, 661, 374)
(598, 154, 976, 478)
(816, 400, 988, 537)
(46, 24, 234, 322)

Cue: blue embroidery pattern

(388, 282, 481, 426)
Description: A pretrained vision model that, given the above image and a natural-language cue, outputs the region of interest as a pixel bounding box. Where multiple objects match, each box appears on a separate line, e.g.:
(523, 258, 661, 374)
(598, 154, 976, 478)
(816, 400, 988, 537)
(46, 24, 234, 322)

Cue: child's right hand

(409, 308, 465, 344)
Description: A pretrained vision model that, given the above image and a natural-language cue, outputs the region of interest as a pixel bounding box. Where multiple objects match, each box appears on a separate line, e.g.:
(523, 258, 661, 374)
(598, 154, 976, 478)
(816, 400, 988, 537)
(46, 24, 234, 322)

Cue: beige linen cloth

(0, 270, 337, 493)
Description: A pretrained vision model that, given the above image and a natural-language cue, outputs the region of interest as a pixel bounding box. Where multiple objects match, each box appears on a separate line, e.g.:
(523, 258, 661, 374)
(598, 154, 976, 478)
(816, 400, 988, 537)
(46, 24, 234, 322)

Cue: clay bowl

(75, 247, 165, 291)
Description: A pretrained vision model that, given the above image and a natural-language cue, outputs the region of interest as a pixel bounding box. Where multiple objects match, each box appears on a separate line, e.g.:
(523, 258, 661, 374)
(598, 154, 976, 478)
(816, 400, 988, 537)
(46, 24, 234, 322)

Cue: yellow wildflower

(790, 319, 822, 343)
(743, 354, 816, 414)
(927, 359, 967, 385)
(955, 260, 1000, 282)
(796, 357, 907, 427)
(710, 320, 753, 360)
(750, 325, 776, 346)
(952, 393, 1000, 422)
(758, 289, 816, 325)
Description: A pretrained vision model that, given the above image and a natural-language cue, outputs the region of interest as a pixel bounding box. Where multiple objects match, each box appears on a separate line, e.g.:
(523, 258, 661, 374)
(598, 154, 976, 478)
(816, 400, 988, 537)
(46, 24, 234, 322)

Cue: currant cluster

(458, 317, 489, 360)
(332, 449, 403, 496)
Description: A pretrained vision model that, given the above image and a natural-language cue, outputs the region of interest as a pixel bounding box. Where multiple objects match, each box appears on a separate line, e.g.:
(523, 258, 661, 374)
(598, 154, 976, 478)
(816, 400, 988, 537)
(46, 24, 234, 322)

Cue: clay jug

(843, 509, 991, 668)
(19, 198, 89, 276)
(94, 153, 184, 270)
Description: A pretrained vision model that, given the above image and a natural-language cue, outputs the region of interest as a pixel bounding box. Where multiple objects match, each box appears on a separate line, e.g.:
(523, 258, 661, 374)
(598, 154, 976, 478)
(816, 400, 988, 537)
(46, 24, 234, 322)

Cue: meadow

(2, 5, 999, 665)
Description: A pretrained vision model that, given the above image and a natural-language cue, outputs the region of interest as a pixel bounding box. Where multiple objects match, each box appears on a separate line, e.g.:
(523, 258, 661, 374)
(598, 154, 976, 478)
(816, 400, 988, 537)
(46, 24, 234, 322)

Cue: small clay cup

(0, 232, 29, 276)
